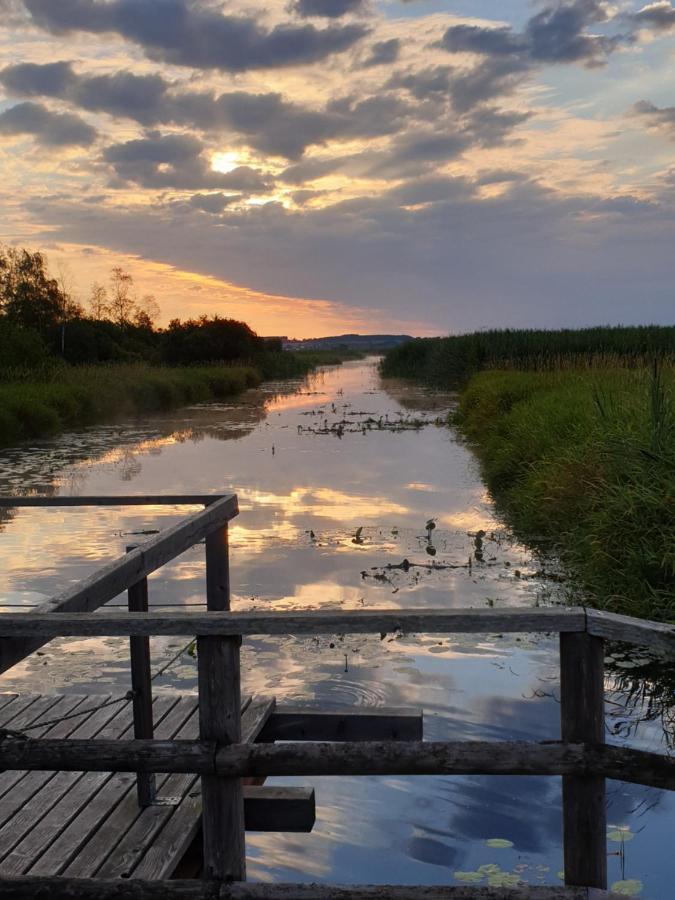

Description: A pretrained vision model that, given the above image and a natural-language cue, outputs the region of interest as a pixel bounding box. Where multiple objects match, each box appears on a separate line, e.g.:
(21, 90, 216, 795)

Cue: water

(0, 358, 672, 896)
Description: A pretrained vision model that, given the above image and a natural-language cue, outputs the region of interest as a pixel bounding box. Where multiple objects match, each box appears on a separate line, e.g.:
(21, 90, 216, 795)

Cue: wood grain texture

(0, 607, 587, 639)
(0, 876, 627, 898)
(0, 496, 225, 507)
(560, 633, 606, 890)
(586, 608, 675, 656)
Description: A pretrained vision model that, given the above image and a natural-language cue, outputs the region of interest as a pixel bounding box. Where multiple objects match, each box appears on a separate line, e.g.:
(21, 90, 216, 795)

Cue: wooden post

(560, 632, 606, 889)
(127, 545, 156, 807)
(198, 523, 246, 881)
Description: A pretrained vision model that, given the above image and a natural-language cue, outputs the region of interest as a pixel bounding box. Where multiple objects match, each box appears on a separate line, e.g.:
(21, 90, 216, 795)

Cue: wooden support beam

(126, 547, 155, 808)
(258, 706, 423, 742)
(0, 876, 628, 899)
(0, 607, 587, 639)
(244, 786, 315, 832)
(198, 524, 245, 882)
(560, 633, 607, 891)
(0, 496, 226, 508)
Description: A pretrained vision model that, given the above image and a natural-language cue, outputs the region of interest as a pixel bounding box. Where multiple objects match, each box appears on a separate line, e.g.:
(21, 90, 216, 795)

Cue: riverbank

(0, 350, 356, 449)
(456, 366, 675, 622)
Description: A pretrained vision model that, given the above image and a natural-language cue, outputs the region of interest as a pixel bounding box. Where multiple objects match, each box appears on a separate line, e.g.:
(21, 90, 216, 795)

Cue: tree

(109, 266, 135, 325)
(89, 282, 110, 319)
(133, 293, 160, 329)
(0, 244, 67, 333)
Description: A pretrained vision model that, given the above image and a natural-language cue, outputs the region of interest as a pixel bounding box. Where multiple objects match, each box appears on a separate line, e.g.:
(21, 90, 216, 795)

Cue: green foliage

(455, 366, 675, 621)
(381, 326, 675, 385)
(0, 364, 260, 447)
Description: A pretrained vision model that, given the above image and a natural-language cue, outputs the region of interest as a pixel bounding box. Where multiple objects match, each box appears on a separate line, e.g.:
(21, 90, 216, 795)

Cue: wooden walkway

(0, 691, 275, 880)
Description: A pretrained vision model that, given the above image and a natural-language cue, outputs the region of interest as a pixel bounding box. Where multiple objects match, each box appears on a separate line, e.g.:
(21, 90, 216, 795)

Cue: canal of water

(0, 358, 672, 897)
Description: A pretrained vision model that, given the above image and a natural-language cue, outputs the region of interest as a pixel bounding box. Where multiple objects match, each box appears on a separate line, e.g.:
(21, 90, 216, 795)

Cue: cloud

(22, 0, 369, 72)
(442, 0, 622, 71)
(361, 38, 400, 67)
(387, 66, 453, 100)
(630, 2, 675, 33)
(292, 0, 366, 18)
(632, 99, 675, 135)
(0, 100, 96, 145)
(0, 61, 423, 158)
(102, 132, 273, 190)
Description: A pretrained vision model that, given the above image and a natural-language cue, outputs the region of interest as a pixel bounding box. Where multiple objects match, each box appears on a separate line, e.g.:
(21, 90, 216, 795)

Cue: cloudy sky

(1, 0, 674, 336)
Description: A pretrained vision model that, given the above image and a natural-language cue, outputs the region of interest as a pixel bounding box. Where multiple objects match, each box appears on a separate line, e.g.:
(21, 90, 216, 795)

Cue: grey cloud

(1, 61, 420, 158)
(632, 99, 675, 134)
(466, 106, 531, 146)
(370, 129, 470, 177)
(0, 100, 96, 145)
(293, 0, 366, 18)
(448, 56, 530, 112)
(23, 0, 369, 72)
(102, 132, 273, 190)
(188, 193, 240, 213)
(387, 66, 453, 100)
(278, 157, 345, 183)
(442, 0, 622, 71)
(0, 61, 77, 96)
(630, 2, 675, 33)
(361, 38, 400, 67)
(385, 175, 475, 206)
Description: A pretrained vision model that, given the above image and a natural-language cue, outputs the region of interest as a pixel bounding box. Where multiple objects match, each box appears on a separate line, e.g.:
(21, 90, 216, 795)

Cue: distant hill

(281, 334, 413, 352)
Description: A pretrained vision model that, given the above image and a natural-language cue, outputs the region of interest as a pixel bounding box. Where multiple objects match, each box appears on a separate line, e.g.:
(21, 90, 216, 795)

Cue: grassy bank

(456, 365, 675, 621)
(0, 350, 356, 449)
(381, 326, 675, 385)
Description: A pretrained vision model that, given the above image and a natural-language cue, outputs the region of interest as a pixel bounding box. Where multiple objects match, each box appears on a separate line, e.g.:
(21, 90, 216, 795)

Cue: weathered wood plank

(199, 522, 245, 881)
(0, 694, 92, 823)
(560, 633, 606, 890)
(0, 697, 182, 876)
(586, 608, 675, 656)
(56, 696, 196, 879)
(0, 876, 626, 898)
(128, 697, 275, 881)
(0, 607, 588, 639)
(0, 496, 224, 508)
(0, 494, 238, 674)
(243, 786, 315, 832)
(259, 705, 422, 742)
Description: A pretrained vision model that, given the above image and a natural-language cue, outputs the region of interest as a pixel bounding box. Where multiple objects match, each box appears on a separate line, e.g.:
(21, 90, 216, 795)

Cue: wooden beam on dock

(0, 496, 226, 508)
(0, 607, 588, 638)
(1, 739, 672, 789)
(0, 876, 630, 899)
(258, 705, 423, 742)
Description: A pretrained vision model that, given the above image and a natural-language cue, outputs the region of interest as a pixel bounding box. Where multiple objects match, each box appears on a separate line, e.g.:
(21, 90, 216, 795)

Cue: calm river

(0, 358, 672, 896)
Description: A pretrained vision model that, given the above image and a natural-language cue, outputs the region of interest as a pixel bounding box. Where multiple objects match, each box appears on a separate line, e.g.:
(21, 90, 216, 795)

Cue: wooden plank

(199, 522, 245, 881)
(0, 876, 627, 899)
(0, 695, 183, 877)
(0, 494, 238, 675)
(0, 694, 63, 733)
(0, 607, 588, 639)
(0, 496, 225, 507)
(128, 698, 274, 881)
(243, 785, 315, 832)
(47, 696, 195, 879)
(0, 739, 589, 777)
(0, 695, 18, 718)
(589, 744, 675, 791)
(560, 633, 606, 890)
(0, 694, 90, 816)
(586, 608, 675, 656)
(259, 705, 422, 742)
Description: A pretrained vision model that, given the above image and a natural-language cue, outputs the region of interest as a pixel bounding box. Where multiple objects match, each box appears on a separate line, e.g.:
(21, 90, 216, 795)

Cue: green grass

(381, 326, 675, 385)
(455, 365, 675, 621)
(0, 364, 261, 448)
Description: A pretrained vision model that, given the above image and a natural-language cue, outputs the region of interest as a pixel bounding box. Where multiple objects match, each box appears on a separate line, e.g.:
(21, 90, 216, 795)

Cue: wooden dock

(0, 494, 672, 900)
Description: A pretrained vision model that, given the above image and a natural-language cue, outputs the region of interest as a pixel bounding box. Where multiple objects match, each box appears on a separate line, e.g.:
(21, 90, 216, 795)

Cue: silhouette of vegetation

(0, 243, 357, 447)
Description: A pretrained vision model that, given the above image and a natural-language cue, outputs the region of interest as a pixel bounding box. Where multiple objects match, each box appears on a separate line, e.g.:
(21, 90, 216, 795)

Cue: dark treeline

(380, 326, 675, 385)
(0, 244, 281, 373)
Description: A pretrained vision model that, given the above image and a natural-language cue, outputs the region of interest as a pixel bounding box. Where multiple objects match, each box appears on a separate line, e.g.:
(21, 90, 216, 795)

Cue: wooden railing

(0, 494, 673, 900)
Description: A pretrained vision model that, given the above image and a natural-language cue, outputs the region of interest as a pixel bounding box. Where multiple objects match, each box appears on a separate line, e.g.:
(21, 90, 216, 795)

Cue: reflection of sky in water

(0, 359, 672, 897)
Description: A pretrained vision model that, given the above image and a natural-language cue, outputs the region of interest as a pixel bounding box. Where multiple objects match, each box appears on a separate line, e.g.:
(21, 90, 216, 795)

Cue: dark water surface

(0, 359, 672, 896)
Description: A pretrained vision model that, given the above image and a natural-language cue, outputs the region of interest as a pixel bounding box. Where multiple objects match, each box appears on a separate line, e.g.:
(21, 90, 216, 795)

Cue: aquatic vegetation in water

(611, 879, 643, 896)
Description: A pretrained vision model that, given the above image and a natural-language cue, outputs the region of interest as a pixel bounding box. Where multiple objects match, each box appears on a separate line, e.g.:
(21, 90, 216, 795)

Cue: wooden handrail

(0, 876, 628, 899)
(0, 607, 673, 654)
(0, 494, 228, 507)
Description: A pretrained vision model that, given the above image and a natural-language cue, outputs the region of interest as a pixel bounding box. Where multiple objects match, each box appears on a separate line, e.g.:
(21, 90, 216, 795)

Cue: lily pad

(485, 838, 514, 849)
(610, 879, 643, 896)
(453, 871, 483, 884)
(607, 827, 635, 843)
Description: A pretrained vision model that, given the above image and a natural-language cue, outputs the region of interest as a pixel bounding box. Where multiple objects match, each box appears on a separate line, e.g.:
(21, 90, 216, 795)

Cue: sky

(0, 0, 674, 337)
